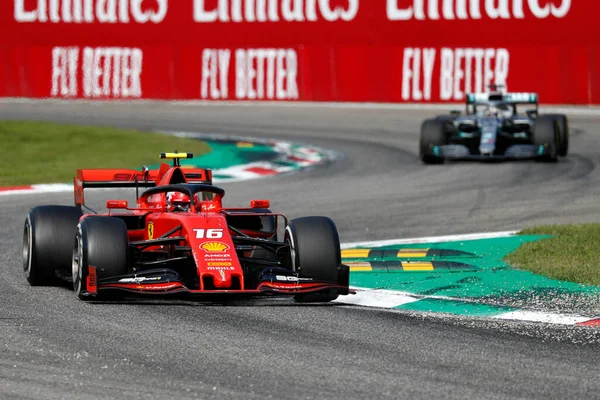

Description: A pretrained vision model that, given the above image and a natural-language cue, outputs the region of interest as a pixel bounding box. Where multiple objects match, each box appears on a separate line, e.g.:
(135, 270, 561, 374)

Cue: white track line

(341, 231, 519, 249)
(334, 288, 421, 308)
(0, 184, 73, 196)
(334, 287, 600, 326)
(491, 310, 592, 325)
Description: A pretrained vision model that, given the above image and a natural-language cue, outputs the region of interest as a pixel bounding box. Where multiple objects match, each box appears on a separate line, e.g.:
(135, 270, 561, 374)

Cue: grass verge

(505, 224, 600, 286)
(0, 121, 211, 186)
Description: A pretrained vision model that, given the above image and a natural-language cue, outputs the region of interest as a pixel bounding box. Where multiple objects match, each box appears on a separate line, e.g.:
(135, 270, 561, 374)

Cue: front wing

(434, 144, 548, 160)
(81, 267, 352, 299)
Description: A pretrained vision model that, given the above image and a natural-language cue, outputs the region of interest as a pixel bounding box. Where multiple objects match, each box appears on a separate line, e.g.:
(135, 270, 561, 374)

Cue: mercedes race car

(23, 153, 350, 302)
(419, 88, 569, 163)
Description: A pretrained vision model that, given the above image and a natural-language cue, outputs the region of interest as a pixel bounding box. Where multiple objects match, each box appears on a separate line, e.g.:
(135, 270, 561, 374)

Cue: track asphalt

(2, 102, 600, 399)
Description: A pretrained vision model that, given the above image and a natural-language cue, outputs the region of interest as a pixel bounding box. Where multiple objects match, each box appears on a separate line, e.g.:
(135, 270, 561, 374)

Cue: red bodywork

(73, 159, 350, 298)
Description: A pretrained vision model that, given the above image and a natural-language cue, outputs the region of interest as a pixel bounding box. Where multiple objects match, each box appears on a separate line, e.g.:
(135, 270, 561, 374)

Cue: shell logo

(200, 242, 230, 252)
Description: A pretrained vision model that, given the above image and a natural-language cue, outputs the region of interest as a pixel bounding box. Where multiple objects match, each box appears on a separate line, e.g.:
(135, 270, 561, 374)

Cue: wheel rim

(72, 233, 83, 293)
(23, 220, 32, 275)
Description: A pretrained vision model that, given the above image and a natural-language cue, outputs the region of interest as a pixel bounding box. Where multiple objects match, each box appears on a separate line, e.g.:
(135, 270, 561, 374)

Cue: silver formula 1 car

(419, 87, 568, 163)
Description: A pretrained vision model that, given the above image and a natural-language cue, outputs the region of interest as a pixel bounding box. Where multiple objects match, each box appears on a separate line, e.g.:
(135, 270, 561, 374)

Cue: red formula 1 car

(23, 153, 350, 302)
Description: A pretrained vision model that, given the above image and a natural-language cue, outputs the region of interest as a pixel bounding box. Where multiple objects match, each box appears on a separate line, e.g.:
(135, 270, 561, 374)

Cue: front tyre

(23, 206, 83, 286)
(420, 119, 447, 164)
(533, 116, 559, 163)
(73, 217, 129, 300)
(284, 216, 342, 302)
(546, 114, 569, 157)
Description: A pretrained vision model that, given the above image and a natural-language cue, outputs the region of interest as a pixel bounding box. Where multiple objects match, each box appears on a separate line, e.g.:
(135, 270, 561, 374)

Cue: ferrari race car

(419, 87, 569, 163)
(23, 153, 350, 302)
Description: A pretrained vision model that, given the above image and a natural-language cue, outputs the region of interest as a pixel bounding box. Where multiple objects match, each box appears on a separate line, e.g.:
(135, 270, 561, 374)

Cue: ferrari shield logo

(147, 222, 154, 240)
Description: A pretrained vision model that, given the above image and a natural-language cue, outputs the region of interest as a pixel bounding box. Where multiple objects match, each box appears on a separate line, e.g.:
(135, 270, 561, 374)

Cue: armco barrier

(1, 1, 598, 104)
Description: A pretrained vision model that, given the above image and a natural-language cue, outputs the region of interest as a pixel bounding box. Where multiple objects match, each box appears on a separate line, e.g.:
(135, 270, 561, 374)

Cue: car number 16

(193, 228, 224, 239)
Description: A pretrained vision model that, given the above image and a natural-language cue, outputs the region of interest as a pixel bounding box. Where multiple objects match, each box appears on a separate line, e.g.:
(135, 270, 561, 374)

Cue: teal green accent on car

(538, 145, 544, 155)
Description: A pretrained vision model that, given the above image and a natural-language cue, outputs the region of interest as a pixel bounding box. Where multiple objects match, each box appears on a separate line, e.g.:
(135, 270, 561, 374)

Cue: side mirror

(250, 200, 270, 209)
(106, 200, 128, 209)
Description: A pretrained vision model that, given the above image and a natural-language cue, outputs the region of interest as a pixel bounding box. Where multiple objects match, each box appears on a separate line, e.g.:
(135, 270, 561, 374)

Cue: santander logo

(387, 0, 572, 21)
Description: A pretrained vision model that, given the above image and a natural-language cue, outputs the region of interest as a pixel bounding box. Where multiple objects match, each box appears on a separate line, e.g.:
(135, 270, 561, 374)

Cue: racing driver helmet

(496, 103, 513, 118)
(166, 192, 191, 212)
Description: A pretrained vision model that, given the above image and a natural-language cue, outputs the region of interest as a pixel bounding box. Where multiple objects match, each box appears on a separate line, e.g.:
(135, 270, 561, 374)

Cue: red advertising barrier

(1, 1, 598, 104)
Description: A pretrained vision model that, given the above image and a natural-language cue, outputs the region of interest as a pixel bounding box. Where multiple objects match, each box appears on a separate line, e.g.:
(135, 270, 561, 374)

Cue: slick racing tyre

(420, 119, 447, 164)
(73, 217, 128, 300)
(23, 206, 83, 286)
(284, 216, 342, 302)
(533, 116, 559, 162)
(546, 114, 569, 157)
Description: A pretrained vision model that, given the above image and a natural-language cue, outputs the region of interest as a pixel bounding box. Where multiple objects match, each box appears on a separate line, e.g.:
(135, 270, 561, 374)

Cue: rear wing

(466, 92, 539, 105)
(74, 152, 213, 207)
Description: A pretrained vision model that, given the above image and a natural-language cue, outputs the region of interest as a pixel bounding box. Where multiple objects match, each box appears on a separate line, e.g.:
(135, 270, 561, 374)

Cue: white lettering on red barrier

(402, 47, 509, 101)
(14, 0, 168, 23)
(201, 49, 231, 100)
(387, 0, 571, 20)
(236, 49, 298, 100)
(51, 47, 79, 97)
(193, 0, 359, 23)
(51, 46, 143, 98)
(201, 48, 299, 100)
(83, 47, 143, 98)
(402, 48, 436, 101)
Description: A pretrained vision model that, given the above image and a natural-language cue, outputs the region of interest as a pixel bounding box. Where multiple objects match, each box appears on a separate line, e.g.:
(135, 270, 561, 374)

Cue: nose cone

(479, 119, 498, 155)
(201, 266, 243, 290)
(211, 269, 234, 288)
(184, 213, 245, 291)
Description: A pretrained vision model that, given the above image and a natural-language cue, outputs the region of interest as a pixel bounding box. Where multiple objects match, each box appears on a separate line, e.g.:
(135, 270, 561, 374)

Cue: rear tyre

(284, 217, 342, 303)
(533, 116, 559, 162)
(73, 217, 129, 300)
(23, 206, 83, 286)
(546, 114, 569, 157)
(420, 119, 447, 164)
